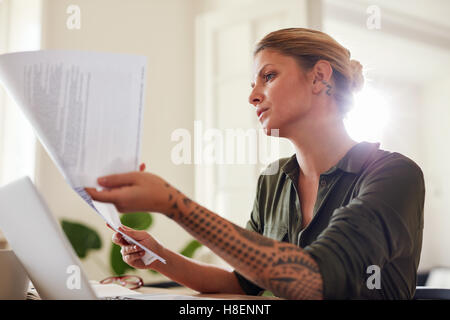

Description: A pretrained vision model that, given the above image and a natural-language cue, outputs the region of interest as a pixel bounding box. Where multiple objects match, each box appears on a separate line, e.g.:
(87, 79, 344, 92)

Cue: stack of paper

(0, 50, 165, 265)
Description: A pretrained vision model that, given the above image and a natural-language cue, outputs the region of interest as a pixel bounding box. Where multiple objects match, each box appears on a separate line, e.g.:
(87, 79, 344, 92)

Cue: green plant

(61, 220, 102, 258)
(180, 239, 203, 258)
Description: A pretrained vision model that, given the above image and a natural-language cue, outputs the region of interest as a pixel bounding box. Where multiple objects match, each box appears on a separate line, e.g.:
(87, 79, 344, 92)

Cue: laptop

(0, 177, 205, 300)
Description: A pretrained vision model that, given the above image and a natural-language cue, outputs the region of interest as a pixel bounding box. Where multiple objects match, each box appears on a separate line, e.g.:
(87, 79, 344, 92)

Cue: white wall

(420, 75, 450, 270)
(36, 0, 197, 282)
(0, 0, 41, 248)
(0, 0, 40, 187)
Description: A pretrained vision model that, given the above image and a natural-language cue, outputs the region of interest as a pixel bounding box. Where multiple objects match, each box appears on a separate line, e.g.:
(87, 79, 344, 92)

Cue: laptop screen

(0, 177, 97, 300)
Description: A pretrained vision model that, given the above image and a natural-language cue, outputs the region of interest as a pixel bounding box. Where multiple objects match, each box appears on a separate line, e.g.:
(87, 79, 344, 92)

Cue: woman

(86, 28, 425, 300)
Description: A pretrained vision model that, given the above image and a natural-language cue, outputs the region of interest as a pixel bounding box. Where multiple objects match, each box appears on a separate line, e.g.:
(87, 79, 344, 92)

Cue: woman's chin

(261, 121, 280, 137)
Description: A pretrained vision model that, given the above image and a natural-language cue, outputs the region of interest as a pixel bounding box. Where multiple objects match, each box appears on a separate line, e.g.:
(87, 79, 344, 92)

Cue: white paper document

(0, 50, 165, 265)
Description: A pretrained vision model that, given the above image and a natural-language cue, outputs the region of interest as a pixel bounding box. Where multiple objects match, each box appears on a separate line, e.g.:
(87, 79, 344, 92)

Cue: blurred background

(0, 0, 449, 286)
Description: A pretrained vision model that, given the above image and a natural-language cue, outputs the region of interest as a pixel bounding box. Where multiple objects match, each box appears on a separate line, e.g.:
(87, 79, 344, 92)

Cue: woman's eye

(264, 73, 275, 82)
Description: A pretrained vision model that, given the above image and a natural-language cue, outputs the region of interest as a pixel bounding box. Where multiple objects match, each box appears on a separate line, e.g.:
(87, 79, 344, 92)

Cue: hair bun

(349, 59, 364, 92)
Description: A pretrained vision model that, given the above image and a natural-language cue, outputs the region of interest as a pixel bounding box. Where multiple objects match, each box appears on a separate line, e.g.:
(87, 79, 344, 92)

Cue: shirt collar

(280, 153, 299, 182)
(333, 141, 380, 174)
(281, 141, 381, 179)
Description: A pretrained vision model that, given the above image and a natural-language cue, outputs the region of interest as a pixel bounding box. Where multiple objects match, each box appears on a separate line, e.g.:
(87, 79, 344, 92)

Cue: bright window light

(344, 86, 390, 143)
(0, 0, 40, 185)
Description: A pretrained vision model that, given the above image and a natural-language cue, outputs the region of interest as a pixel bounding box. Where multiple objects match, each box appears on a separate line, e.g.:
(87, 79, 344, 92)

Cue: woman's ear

(311, 60, 333, 95)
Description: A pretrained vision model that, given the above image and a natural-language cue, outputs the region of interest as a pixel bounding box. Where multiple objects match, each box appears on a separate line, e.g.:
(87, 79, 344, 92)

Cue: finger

(121, 245, 143, 255)
(139, 163, 146, 172)
(97, 172, 138, 188)
(119, 226, 149, 241)
(84, 187, 97, 198)
(84, 187, 124, 203)
(112, 232, 130, 246)
(123, 251, 146, 263)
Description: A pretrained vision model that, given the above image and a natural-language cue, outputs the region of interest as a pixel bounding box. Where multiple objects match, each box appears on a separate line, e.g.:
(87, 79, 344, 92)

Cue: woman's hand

(85, 163, 177, 214)
(111, 225, 165, 270)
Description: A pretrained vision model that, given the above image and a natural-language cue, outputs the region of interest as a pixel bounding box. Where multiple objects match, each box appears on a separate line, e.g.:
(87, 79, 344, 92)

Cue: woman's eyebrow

(257, 64, 275, 78)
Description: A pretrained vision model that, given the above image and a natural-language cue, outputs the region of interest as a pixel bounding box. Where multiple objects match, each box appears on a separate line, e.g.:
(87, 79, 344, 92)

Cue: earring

(321, 80, 332, 96)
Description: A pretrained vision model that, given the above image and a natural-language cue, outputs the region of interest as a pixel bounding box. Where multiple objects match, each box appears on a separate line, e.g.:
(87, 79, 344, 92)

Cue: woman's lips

(257, 107, 269, 119)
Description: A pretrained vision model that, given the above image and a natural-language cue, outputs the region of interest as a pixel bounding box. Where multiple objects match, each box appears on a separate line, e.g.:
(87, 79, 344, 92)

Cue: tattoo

(273, 255, 318, 270)
(321, 80, 332, 96)
(182, 197, 192, 206)
(232, 225, 274, 247)
(166, 194, 323, 299)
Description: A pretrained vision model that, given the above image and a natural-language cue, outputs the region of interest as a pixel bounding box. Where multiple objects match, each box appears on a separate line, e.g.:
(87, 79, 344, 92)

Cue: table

(137, 286, 281, 300)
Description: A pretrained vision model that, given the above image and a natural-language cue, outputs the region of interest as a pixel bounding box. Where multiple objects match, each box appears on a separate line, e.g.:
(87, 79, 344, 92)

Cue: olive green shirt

(234, 141, 425, 299)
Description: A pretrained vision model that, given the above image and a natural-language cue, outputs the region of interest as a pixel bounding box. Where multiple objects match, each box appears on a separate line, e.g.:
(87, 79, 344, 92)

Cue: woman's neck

(288, 120, 357, 179)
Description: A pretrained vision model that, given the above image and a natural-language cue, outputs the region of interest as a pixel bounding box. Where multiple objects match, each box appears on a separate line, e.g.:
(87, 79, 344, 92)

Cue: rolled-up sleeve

(304, 157, 425, 299)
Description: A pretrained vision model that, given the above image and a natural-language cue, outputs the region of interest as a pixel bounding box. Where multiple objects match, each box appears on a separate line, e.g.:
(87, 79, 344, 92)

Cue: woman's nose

(248, 88, 263, 106)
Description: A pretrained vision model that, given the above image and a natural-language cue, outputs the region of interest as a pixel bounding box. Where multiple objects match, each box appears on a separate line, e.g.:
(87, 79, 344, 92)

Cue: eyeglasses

(100, 275, 144, 290)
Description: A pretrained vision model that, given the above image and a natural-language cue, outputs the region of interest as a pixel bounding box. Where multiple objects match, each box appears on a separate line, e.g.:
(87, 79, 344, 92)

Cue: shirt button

(320, 179, 327, 187)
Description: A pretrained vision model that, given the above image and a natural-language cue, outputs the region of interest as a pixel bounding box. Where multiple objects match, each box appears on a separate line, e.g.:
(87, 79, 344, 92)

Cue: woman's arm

(154, 247, 246, 294)
(86, 172, 323, 299)
(111, 226, 246, 294)
(165, 190, 323, 300)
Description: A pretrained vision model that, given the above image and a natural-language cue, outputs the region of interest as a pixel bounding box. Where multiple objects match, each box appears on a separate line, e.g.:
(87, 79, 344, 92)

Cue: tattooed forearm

(232, 225, 274, 247)
(163, 190, 323, 300)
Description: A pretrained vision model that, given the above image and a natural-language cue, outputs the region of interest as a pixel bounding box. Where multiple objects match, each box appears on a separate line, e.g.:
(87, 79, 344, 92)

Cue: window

(0, 0, 41, 186)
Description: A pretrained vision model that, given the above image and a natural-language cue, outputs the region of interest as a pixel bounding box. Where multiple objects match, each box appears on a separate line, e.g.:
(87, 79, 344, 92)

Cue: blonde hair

(254, 28, 364, 115)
